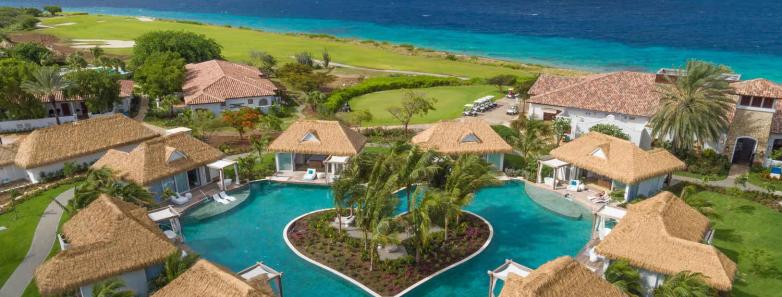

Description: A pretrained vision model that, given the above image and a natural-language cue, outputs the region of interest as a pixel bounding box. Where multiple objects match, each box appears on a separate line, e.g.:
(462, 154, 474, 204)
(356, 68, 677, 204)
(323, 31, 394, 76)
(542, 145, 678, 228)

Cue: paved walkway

(133, 96, 149, 121)
(671, 164, 782, 195)
(0, 189, 75, 297)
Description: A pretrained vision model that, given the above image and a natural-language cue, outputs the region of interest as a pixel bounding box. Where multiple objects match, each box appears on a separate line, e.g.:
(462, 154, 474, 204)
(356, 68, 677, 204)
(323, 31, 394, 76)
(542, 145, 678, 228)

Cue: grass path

(350, 85, 502, 126)
(36, 14, 574, 78)
(689, 191, 782, 297)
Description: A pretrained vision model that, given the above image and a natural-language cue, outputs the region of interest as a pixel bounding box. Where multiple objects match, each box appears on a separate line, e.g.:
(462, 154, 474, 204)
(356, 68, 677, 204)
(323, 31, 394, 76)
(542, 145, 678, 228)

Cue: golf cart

(463, 104, 477, 116)
(506, 105, 519, 115)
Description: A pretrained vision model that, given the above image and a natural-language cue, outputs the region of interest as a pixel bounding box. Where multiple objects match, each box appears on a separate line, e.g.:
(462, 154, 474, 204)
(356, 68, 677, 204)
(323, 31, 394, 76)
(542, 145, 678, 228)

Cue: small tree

(185, 109, 222, 139)
(653, 271, 714, 297)
(158, 95, 180, 116)
(134, 51, 186, 102)
(43, 6, 62, 16)
(552, 117, 571, 145)
(90, 46, 105, 64)
(386, 90, 437, 135)
(322, 50, 331, 68)
(589, 123, 630, 140)
(249, 50, 277, 76)
(294, 52, 314, 67)
(250, 135, 269, 157)
(259, 113, 282, 132)
(301, 91, 327, 112)
(605, 260, 644, 297)
(157, 250, 199, 287)
(222, 107, 261, 140)
(65, 69, 122, 114)
(486, 74, 517, 92)
(276, 63, 335, 92)
(340, 109, 373, 127)
(65, 52, 88, 69)
(92, 279, 134, 297)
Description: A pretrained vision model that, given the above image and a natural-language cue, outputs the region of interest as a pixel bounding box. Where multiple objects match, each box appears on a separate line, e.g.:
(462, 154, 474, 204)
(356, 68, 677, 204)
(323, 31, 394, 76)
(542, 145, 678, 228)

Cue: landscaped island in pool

(181, 180, 592, 296)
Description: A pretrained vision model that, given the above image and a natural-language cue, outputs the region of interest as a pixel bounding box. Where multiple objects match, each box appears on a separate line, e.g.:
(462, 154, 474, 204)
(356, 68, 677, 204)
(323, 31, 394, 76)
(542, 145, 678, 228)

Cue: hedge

(324, 75, 465, 111)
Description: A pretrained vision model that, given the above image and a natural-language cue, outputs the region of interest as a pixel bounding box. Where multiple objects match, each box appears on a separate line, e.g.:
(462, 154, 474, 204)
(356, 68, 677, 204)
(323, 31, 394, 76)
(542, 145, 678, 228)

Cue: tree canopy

(42, 6, 62, 16)
(222, 107, 261, 140)
(131, 30, 222, 67)
(0, 58, 45, 120)
(65, 69, 121, 113)
(589, 123, 630, 140)
(386, 90, 437, 135)
(0, 7, 40, 31)
(7, 42, 53, 65)
(134, 51, 186, 99)
(276, 63, 335, 92)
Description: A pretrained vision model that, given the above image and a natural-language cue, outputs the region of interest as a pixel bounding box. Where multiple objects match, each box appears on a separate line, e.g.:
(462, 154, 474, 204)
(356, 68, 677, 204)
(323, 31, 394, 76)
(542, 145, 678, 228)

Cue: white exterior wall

(638, 268, 666, 297)
(189, 96, 279, 117)
(636, 175, 666, 198)
(0, 116, 78, 133)
(79, 269, 149, 297)
(528, 103, 653, 149)
(0, 164, 26, 182)
(22, 143, 139, 184)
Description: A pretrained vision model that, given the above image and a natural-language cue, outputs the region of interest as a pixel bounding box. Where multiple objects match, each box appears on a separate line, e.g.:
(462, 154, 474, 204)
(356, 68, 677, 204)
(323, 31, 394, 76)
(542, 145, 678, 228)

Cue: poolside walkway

(0, 188, 74, 297)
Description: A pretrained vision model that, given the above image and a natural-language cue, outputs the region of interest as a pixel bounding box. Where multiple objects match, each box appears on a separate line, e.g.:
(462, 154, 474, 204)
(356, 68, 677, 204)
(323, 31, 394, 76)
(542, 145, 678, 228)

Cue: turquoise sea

(3, 1, 781, 80)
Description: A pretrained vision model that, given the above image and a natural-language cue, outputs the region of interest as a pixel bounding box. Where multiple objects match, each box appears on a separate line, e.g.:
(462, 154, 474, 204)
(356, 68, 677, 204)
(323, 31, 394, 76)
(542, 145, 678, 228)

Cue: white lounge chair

(567, 180, 585, 192)
(219, 191, 236, 202)
(303, 168, 317, 180)
(212, 193, 230, 205)
(333, 215, 355, 227)
(171, 193, 190, 205)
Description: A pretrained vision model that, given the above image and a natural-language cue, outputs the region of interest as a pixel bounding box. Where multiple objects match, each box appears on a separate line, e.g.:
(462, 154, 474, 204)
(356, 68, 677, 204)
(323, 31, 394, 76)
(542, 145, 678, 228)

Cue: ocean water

(4, 0, 782, 79)
(182, 181, 591, 296)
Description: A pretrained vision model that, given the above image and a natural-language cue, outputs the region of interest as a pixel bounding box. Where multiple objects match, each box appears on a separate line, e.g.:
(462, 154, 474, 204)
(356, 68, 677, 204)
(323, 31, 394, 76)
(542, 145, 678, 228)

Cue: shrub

(324, 76, 464, 111)
(684, 149, 730, 176)
(589, 123, 630, 140)
(361, 127, 410, 143)
(491, 125, 519, 143)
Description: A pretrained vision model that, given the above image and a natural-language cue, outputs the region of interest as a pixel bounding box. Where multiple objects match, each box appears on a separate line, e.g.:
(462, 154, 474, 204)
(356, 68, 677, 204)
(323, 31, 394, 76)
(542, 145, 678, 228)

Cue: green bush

(589, 123, 629, 140)
(324, 76, 465, 111)
(491, 125, 519, 143)
(684, 149, 730, 176)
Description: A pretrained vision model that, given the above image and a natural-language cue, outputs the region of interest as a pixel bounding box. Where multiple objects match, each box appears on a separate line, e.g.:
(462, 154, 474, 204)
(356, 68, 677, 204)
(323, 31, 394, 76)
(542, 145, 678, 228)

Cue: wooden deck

(170, 181, 243, 212)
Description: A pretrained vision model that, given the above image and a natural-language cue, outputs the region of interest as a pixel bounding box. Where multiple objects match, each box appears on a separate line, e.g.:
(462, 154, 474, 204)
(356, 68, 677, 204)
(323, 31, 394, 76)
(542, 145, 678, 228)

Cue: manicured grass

(688, 191, 782, 297)
(350, 85, 502, 126)
(673, 170, 728, 181)
(36, 14, 569, 79)
(747, 171, 782, 191)
(0, 183, 78, 288)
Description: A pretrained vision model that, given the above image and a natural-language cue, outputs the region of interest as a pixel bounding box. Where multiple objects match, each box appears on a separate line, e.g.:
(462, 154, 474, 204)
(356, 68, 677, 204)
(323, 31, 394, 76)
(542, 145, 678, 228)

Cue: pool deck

(521, 178, 618, 213)
(171, 181, 244, 212)
(270, 171, 332, 185)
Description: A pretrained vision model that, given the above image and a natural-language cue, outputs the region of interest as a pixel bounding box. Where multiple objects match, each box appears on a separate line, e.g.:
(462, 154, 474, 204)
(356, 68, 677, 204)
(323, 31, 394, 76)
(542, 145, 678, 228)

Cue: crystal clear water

(3, 0, 781, 80)
(181, 181, 591, 296)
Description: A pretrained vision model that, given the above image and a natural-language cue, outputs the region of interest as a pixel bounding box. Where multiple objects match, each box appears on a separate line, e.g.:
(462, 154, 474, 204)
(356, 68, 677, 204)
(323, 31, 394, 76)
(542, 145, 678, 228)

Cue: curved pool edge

(514, 179, 592, 220)
(282, 209, 495, 297)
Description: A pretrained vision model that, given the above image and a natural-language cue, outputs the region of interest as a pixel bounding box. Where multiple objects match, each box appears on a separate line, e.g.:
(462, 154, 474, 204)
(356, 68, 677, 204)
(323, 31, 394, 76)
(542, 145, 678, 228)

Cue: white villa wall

(22, 143, 139, 184)
(79, 269, 149, 297)
(0, 116, 78, 133)
(528, 103, 653, 149)
(189, 96, 279, 116)
(636, 175, 666, 198)
(639, 268, 665, 297)
(0, 164, 26, 183)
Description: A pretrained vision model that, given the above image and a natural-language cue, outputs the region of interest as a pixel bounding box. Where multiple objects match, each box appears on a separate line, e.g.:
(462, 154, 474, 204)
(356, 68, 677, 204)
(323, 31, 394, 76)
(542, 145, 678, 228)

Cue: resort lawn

(350, 85, 502, 126)
(34, 14, 570, 79)
(746, 170, 782, 191)
(0, 183, 79, 288)
(673, 170, 728, 181)
(688, 190, 782, 297)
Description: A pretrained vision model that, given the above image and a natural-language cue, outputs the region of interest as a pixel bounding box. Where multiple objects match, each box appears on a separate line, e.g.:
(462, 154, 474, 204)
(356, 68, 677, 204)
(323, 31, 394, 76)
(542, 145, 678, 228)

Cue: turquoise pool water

(182, 181, 592, 296)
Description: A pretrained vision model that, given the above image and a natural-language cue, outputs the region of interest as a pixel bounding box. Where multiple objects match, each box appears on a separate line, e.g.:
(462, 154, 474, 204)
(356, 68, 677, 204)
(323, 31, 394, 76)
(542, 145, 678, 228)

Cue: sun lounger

(171, 193, 190, 205)
(303, 168, 317, 180)
(219, 191, 236, 202)
(212, 193, 230, 205)
(333, 215, 355, 227)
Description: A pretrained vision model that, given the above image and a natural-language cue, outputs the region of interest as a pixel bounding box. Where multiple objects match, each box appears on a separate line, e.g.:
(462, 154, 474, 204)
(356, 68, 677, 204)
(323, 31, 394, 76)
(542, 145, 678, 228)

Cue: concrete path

(134, 95, 149, 121)
(672, 164, 782, 196)
(0, 188, 75, 297)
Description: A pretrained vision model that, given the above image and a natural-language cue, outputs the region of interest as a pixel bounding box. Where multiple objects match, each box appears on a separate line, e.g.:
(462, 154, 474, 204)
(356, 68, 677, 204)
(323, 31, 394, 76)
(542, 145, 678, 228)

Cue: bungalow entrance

(732, 137, 757, 164)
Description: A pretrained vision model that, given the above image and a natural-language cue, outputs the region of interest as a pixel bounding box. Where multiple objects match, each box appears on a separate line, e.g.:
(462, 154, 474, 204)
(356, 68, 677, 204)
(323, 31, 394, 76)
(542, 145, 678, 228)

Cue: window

(751, 97, 763, 107)
(740, 96, 752, 106)
(773, 139, 782, 160)
(739, 96, 775, 110)
(248, 99, 254, 104)
(763, 98, 774, 109)
(461, 133, 481, 143)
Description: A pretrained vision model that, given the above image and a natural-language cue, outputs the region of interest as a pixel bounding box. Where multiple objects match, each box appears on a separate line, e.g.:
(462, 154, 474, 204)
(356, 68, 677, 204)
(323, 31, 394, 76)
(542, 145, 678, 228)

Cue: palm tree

(651, 61, 734, 152)
(370, 218, 399, 271)
(654, 272, 714, 297)
(159, 250, 199, 285)
(71, 168, 154, 210)
(443, 155, 498, 224)
(513, 118, 552, 159)
(604, 260, 643, 297)
(410, 188, 435, 263)
(92, 279, 134, 297)
(679, 185, 719, 219)
(428, 190, 459, 241)
(390, 146, 440, 212)
(331, 161, 365, 231)
(302, 91, 326, 112)
(21, 66, 70, 125)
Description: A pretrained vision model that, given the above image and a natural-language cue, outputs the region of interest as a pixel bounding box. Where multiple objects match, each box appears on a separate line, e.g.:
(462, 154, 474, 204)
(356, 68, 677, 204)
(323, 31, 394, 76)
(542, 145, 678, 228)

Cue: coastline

(14, 4, 782, 80)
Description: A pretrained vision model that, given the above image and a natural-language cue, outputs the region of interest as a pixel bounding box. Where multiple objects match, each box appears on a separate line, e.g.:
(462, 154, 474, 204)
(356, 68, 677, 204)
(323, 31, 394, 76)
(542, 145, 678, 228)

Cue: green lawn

(0, 183, 78, 288)
(688, 191, 782, 297)
(34, 14, 572, 79)
(350, 85, 502, 126)
(746, 170, 782, 191)
(673, 170, 728, 181)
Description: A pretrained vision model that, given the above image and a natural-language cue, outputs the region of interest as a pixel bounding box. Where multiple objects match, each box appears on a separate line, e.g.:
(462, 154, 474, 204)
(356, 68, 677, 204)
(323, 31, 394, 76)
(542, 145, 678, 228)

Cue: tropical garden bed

(286, 209, 490, 296)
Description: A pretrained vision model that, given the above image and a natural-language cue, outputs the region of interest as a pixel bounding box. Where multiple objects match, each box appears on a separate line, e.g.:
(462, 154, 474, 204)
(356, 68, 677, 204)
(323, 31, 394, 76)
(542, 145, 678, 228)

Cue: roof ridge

(531, 72, 616, 98)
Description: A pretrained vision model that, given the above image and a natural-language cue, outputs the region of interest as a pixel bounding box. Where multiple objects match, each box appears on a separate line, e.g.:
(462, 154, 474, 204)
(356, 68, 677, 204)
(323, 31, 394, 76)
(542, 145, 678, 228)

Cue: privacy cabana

(207, 159, 240, 190)
(268, 120, 366, 183)
(147, 205, 184, 242)
(239, 262, 284, 297)
(594, 205, 627, 240)
(595, 192, 736, 295)
(539, 132, 685, 201)
(152, 259, 276, 297)
(489, 256, 628, 297)
(412, 118, 512, 169)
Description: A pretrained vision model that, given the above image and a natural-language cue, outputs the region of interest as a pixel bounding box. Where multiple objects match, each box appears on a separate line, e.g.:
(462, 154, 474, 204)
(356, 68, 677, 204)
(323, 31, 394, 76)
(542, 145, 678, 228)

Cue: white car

(506, 105, 519, 115)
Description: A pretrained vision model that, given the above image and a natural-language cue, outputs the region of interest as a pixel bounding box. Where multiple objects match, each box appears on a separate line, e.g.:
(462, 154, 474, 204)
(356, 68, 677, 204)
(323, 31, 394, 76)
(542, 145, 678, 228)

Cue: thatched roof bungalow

(595, 192, 737, 293)
(268, 120, 366, 182)
(412, 118, 512, 168)
(540, 132, 684, 201)
(92, 131, 229, 201)
(494, 256, 627, 297)
(35, 195, 176, 296)
(0, 115, 159, 184)
(152, 259, 275, 297)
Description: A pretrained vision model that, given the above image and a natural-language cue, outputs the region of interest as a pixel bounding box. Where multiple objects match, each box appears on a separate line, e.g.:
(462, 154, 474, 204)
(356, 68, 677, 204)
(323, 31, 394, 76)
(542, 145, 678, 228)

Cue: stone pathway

(0, 189, 74, 297)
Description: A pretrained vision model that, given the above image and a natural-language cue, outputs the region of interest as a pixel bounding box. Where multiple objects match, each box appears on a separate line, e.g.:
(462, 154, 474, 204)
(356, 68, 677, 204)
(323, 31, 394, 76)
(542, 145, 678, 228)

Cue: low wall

(0, 116, 78, 133)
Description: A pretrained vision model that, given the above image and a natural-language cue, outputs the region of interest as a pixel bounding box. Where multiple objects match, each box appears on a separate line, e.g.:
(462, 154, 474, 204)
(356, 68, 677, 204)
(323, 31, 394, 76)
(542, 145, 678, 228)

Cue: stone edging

(282, 208, 494, 297)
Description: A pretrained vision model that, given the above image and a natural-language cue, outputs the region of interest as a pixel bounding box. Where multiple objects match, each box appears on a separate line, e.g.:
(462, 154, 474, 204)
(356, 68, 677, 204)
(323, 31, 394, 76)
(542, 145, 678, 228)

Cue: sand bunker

(136, 17, 156, 22)
(71, 39, 135, 49)
(53, 22, 76, 26)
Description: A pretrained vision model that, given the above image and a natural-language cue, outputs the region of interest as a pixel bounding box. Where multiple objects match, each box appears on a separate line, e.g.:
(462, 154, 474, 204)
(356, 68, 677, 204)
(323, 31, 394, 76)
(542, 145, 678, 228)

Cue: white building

(183, 60, 280, 116)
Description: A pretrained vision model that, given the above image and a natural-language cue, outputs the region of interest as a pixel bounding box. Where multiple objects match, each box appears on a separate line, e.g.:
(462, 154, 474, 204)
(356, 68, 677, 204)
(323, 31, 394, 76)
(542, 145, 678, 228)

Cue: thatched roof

(499, 256, 627, 297)
(411, 118, 512, 154)
(35, 195, 176, 296)
(92, 132, 224, 185)
(550, 132, 685, 184)
(14, 115, 159, 168)
(152, 260, 273, 297)
(0, 142, 19, 166)
(184, 60, 278, 105)
(595, 192, 737, 291)
(268, 120, 366, 155)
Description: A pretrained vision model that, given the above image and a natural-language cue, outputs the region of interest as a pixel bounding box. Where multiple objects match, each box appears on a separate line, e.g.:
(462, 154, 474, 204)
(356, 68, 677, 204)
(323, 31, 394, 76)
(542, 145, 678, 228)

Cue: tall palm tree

(653, 272, 714, 297)
(331, 160, 365, 231)
(71, 168, 154, 210)
(410, 188, 436, 263)
(390, 146, 440, 212)
(651, 61, 734, 152)
(22, 66, 70, 125)
(159, 250, 199, 285)
(370, 218, 399, 271)
(302, 91, 326, 112)
(604, 260, 643, 297)
(92, 279, 134, 297)
(443, 155, 498, 224)
(513, 118, 552, 159)
(428, 190, 459, 241)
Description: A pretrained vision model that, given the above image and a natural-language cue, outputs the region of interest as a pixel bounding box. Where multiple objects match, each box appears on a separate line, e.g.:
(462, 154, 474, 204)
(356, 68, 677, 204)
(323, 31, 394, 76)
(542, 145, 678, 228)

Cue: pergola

(239, 262, 284, 297)
(594, 205, 627, 240)
(536, 157, 570, 189)
(147, 206, 184, 242)
(207, 159, 239, 190)
(486, 259, 533, 297)
(324, 155, 350, 182)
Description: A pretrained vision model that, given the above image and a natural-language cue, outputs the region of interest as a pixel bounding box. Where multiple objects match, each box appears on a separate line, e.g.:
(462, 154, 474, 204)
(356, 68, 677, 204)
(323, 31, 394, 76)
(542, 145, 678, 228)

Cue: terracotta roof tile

(183, 60, 277, 105)
(119, 80, 134, 97)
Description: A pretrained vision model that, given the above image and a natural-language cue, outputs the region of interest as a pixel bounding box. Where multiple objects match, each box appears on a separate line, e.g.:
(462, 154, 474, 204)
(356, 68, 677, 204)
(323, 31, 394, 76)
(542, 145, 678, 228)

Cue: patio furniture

(171, 193, 190, 205)
(316, 172, 326, 179)
(333, 215, 355, 227)
(567, 179, 585, 192)
(163, 230, 177, 241)
(219, 191, 236, 202)
(771, 166, 782, 179)
(303, 168, 317, 180)
(212, 193, 230, 205)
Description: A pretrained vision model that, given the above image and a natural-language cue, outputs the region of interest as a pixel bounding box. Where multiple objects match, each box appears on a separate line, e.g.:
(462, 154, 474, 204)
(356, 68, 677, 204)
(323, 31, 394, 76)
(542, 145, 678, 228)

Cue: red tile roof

(527, 74, 593, 96)
(731, 78, 782, 98)
(183, 60, 278, 105)
(119, 80, 134, 97)
(527, 71, 661, 117)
